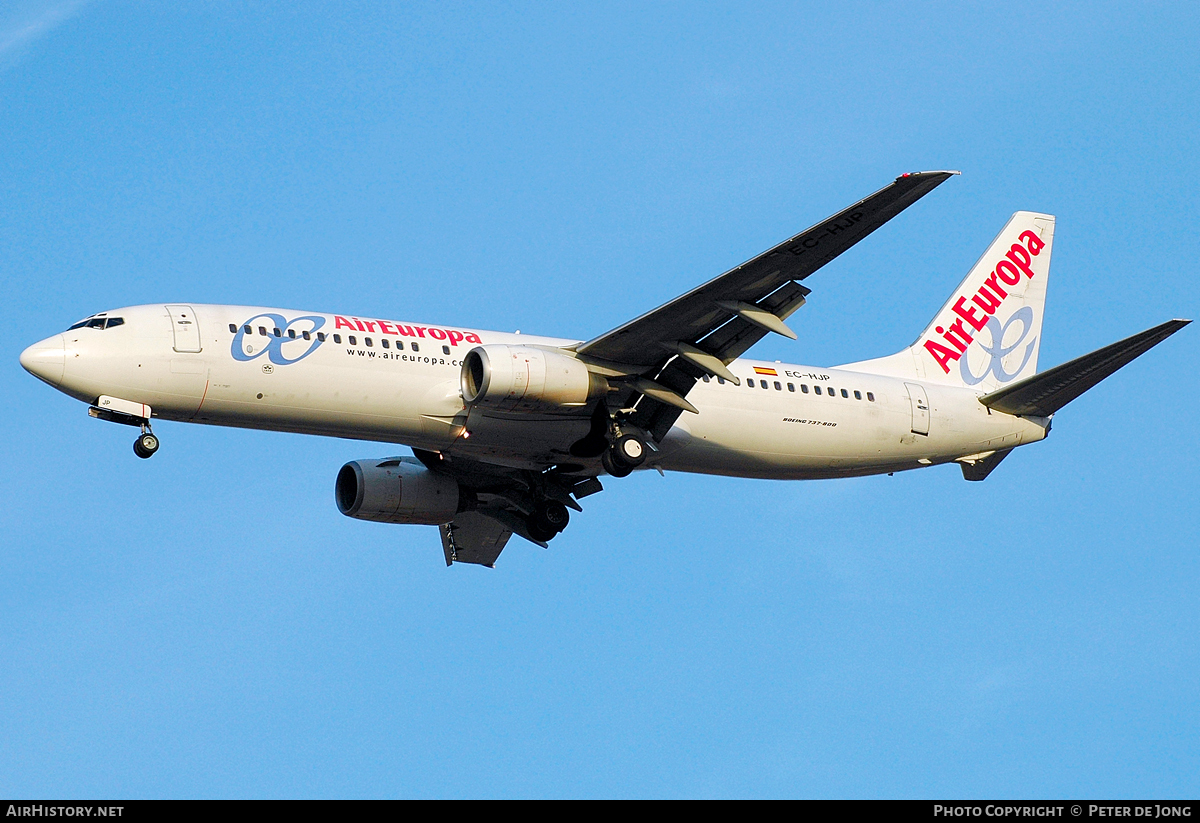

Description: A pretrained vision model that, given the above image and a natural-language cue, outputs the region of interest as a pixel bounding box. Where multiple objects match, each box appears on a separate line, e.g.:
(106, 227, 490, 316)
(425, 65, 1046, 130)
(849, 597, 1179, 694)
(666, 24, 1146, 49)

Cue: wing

(575, 171, 958, 439)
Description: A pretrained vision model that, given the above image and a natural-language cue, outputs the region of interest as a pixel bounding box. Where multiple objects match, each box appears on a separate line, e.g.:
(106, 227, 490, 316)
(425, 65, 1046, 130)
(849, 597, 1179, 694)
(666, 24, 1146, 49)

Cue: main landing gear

(565, 404, 652, 479)
(133, 426, 159, 459)
(526, 499, 570, 543)
(601, 431, 647, 478)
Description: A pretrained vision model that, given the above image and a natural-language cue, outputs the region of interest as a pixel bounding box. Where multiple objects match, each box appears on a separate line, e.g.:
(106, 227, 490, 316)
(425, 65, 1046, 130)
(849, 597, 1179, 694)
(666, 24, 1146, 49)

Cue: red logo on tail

(923, 229, 1045, 373)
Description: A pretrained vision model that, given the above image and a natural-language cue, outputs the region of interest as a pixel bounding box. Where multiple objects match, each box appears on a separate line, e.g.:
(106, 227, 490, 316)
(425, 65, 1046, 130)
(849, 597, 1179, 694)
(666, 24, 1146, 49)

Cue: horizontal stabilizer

(958, 448, 1013, 482)
(979, 319, 1190, 417)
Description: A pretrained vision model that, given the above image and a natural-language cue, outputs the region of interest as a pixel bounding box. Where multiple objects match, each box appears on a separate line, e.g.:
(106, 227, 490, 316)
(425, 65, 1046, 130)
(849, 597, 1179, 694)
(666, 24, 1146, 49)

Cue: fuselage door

(904, 382, 930, 436)
(167, 305, 202, 353)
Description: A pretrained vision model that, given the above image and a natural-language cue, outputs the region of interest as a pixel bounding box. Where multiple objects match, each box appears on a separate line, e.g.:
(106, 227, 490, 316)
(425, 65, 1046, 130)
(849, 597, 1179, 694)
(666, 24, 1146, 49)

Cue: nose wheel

(133, 429, 159, 459)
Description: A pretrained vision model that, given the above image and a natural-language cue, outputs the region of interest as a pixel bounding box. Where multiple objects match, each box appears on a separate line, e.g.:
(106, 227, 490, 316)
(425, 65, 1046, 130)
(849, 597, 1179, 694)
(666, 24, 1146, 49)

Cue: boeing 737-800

(19, 172, 1189, 567)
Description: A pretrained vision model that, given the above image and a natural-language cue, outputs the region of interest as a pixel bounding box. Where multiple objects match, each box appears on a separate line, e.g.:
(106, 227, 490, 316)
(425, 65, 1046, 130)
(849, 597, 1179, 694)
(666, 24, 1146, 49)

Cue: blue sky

(2, 1, 1197, 798)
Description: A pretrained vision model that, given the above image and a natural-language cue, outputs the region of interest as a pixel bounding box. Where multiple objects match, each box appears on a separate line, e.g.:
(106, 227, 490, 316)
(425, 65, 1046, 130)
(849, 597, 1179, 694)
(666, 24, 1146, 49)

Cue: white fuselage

(25, 304, 1049, 479)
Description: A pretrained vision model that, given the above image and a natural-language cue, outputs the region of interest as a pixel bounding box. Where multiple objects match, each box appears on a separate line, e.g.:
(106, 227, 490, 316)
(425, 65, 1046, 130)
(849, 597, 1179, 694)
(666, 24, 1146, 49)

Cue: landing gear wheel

(526, 518, 558, 543)
(134, 432, 159, 459)
(601, 448, 633, 478)
(533, 500, 570, 534)
(528, 500, 569, 542)
(614, 434, 646, 468)
(601, 432, 646, 477)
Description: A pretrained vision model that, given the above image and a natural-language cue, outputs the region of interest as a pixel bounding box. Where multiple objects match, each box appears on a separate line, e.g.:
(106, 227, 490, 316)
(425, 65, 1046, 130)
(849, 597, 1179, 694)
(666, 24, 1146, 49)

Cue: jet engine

(461, 345, 606, 413)
(335, 456, 461, 525)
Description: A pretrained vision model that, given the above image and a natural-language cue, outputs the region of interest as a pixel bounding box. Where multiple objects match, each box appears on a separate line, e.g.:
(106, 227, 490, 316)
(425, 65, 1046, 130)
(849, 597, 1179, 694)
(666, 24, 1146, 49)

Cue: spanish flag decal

(753, 367, 778, 376)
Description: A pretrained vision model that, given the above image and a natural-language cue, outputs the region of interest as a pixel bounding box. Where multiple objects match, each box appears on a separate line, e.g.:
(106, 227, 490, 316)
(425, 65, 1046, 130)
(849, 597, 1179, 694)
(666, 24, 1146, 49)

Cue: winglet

(898, 170, 960, 181)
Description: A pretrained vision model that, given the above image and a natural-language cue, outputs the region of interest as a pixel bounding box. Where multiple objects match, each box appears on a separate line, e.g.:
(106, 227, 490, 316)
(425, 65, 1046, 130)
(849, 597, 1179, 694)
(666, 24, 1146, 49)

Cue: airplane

(19, 171, 1190, 568)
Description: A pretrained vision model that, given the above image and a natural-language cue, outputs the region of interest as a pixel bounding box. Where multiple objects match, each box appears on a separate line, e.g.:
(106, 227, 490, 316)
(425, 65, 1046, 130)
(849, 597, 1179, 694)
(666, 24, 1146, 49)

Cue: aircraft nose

(20, 334, 66, 387)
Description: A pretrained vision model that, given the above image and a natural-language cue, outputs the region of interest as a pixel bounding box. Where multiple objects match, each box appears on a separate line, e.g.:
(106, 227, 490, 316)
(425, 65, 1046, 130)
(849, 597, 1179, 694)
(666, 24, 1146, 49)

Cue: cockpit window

(66, 314, 122, 331)
(68, 314, 102, 330)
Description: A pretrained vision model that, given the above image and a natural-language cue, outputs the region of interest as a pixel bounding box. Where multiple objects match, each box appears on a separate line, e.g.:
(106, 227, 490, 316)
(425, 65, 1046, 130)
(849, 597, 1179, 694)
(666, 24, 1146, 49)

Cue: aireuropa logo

(923, 227, 1046, 374)
(960, 306, 1037, 386)
(232, 313, 326, 365)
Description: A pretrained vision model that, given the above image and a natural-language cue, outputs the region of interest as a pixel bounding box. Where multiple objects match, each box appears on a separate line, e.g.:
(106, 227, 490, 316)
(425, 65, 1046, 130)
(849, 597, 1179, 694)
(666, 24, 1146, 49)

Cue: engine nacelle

(335, 457, 460, 525)
(461, 345, 605, 412)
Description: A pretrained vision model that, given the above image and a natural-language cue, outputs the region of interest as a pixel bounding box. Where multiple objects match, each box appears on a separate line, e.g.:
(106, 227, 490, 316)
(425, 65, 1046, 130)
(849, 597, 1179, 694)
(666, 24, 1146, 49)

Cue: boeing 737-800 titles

(19, 172, 1190, 567)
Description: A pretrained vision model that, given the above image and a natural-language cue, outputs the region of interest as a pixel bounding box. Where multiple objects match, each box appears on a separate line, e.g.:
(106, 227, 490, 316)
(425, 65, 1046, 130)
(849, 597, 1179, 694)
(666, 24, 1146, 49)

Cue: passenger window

(867, 392, 875, 402)
(701, 375, 710, 382)
(229, 323, 237, 333)
(747, 379, 755, 388)
(302, 330, 311, 341)
(273, 328, 281, 337)
(105, 318, 124, 329)
(411, 343, 419, 352)
(841, 389, 848, 398)
(244, 325, 252, 334)
(801, 384, 809, 394)
(442, 345, 451, 355)
(854, 390, 862, 400)
(259, 326, 267, 336)
(717, 377, 725, 384)
(813, 386, 821, 395)
(365, 337, 373, 347)
(787, 383, 795, 392)
(774, 381, 781, 390)
(288, 329, 297, 339)
(317, 332, 326, 342)
(396, 341, 404, 350)
(382, 339, 389, 349)
(333, 334, 341, 344)
(349, 335, 357, 345)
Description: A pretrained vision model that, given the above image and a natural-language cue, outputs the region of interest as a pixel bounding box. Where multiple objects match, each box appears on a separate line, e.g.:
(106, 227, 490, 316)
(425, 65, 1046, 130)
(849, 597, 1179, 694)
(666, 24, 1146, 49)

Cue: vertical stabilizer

(842, 211, 1055, 392)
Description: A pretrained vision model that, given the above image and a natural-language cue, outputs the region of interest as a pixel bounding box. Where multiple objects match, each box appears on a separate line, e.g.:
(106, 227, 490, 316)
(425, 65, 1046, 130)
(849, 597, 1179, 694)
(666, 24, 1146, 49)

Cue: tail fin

(842, 211, 1055, 392)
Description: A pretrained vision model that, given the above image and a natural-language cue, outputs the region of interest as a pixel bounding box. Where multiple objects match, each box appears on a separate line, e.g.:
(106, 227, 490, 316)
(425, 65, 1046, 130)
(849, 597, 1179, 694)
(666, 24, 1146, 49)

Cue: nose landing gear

(88, 396, 160, 459)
